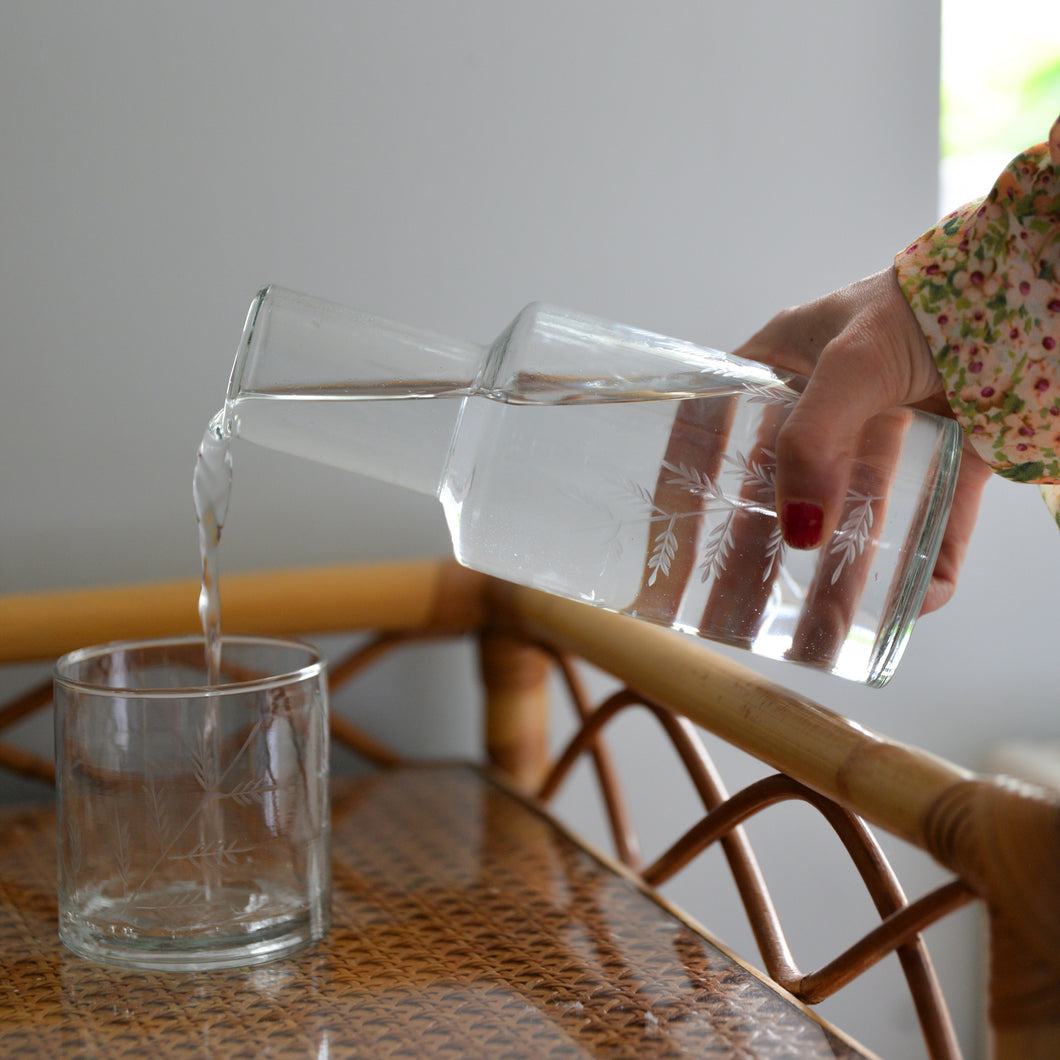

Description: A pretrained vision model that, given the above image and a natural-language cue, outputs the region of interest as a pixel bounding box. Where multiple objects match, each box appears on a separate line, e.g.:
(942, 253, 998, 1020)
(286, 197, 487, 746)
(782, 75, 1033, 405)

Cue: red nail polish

(781, 502, 824, 550)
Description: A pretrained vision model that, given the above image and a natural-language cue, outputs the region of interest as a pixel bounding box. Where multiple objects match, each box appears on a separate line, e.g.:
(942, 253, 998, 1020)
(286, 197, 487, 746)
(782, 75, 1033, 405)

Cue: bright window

(940, 0, 1060, 212)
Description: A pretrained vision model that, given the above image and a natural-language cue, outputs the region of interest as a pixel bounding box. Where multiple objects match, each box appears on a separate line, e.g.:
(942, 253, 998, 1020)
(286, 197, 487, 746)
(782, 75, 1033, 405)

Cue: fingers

(918, 440, 992, 615)
(697, 401, 789, 647)
(631, 394, 737, 623)
(784, 413, 904, 670)
(772, 338, 903, 548)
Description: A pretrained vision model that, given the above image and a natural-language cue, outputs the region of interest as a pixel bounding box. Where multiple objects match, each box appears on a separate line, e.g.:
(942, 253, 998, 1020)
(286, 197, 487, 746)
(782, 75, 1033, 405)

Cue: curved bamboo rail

(0, 560, 486, 663)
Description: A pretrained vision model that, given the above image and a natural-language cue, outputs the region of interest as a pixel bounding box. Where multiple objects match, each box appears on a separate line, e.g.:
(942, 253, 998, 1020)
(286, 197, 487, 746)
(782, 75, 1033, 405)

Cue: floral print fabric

(895, 115, 1060, 528)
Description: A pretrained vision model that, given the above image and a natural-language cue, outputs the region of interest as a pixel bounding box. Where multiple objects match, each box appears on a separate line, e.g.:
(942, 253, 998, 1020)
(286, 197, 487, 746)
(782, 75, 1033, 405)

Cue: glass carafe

(218, 286, 961, 686)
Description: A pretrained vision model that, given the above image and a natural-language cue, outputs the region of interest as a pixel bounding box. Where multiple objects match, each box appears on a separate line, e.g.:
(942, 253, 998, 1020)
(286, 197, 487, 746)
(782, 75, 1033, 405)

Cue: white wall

(5, 4, 1054, 1058)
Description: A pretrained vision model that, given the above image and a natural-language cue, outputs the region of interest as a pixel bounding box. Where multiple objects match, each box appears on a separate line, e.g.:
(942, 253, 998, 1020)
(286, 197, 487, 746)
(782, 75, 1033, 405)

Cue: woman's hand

(732, 267, 993, 614)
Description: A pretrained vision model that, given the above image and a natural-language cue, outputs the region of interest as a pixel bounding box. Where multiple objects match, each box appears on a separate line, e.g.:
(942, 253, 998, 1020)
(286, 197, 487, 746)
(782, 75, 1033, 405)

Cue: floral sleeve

(894, 114, 1060, 529)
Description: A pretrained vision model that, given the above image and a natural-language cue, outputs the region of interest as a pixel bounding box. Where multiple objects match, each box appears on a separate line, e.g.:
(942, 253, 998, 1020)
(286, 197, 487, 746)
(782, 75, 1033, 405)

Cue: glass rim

(53, 634, 325, 698)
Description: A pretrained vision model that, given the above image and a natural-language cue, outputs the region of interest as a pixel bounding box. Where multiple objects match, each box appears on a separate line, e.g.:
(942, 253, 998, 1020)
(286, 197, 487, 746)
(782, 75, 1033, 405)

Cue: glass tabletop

(0, 764, 874, 1059)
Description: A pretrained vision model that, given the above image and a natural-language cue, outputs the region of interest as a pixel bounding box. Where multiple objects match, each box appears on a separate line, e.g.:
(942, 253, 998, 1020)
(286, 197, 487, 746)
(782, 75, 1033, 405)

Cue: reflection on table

(0, 765, 872, 1058)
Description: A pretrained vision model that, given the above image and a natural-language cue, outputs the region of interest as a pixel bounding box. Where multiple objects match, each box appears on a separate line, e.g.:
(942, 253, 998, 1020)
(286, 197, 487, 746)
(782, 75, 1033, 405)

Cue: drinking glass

(54, 635, 330, 971)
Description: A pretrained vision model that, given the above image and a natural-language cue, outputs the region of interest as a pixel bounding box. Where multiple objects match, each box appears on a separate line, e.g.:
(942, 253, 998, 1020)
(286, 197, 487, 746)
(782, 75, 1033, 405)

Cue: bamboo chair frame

(1, 558, 1057, 1060)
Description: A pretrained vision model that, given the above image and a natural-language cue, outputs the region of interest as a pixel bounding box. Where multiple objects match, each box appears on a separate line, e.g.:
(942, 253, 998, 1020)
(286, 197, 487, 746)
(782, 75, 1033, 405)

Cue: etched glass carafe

(218, 286, 961, 686)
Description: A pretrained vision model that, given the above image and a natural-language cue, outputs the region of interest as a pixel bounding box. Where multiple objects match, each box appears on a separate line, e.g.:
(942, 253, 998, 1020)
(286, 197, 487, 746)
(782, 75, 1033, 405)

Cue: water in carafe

(201, 289, 960, 686)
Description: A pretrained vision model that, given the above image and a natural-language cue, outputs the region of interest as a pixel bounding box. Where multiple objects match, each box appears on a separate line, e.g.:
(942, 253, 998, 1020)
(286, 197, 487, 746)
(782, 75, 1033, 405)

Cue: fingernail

(780, 502, 824, 550)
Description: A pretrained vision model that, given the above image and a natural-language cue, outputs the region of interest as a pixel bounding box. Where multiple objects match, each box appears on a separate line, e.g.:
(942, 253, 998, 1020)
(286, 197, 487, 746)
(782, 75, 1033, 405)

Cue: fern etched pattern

(647, 516, 678, 585)
(828, 492, 881, 585)
(699, 509, 738, 581)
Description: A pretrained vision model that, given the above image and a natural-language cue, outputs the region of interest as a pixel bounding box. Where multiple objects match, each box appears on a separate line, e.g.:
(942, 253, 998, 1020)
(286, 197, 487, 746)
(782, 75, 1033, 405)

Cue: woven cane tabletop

(0, 764, 873, 1058)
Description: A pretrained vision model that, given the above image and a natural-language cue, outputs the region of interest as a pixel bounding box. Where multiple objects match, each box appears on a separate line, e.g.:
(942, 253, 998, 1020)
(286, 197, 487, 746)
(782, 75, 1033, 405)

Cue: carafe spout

(224, 286, 484, 496)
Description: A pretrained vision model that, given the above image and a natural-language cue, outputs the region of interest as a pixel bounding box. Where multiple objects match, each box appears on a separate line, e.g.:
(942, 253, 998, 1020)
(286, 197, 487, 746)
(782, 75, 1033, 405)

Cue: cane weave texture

(0, 765, 874, 1058)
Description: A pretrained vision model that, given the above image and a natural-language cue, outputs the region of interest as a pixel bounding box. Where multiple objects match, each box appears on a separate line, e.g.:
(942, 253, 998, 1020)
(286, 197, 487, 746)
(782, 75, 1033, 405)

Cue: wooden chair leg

(478, 630, 551, 792)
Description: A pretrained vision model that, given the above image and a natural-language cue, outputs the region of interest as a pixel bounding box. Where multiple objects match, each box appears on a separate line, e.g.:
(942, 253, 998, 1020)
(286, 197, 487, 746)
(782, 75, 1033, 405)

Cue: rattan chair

(1, 559, 1057, 1059)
